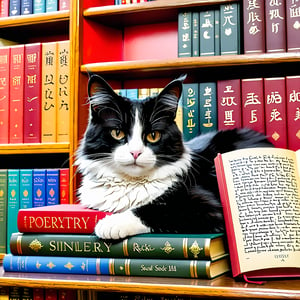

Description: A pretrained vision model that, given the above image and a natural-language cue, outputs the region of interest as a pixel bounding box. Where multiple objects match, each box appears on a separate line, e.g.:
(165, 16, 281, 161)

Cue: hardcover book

(9, 0, 20, 15)
(21, 0, 32, 14)
(214, 9, 220, 55)
(20, 169, 33, 209)
(46, 0, 57, 12)
(178, 11, 192, 57)
(46, 169, 59, 206)
(0, 169, 7, 254)
(33, 169, 46, 207)
(200, 10, 215, 56)
(0, 0, 9, 16)
(59, 168, 69, 204)
(286, 0, 300, 52)
(215, 147, 300, 279)
(17, 204, 112, 234)
(192, 11, 199, 57)
(33, 0, 45, 13)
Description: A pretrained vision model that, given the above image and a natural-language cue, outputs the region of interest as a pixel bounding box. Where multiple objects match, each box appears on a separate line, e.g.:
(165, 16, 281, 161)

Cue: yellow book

(57, 40, 70, 143)
(41, 42, 57, 143)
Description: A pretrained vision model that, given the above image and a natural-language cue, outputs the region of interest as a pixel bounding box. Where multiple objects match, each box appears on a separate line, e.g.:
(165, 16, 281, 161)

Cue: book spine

(182, 83, 199, 141)
(9, 0, 20, 15)
(46, 0, 57, 12)
(178, 11, 192, 57)
(192, 11, 199, 57)
(200, 10, 215, 56)
(46, 169, 59, 206)
(0, 47, 10, 144)
(9, 45, 25, 144)
(59, 0, 69, 10)
(3, 255, 229, 279)
(42, 42, 57, 143)
(10, 232, 223, 260)
(33, 0, 45, 13)
(214, 9, 220, 56)
(286, 0, 300, 52)
(0, 169, 7, 254)
(265, 0, 286, 53)
(0, 0, 9, 17)
(199, 82, 217, 133)
(33, 169, 46, 207)
(24, 43, 42, 143)
(286, 75, 300, 150)
(241, 78, 265, 134)
(243, 0, 265, 54)
(264, 77, 287, 148)
(217, 79, 241, 130)
(59, 168, 69, 204)
(21, 0, 32, 14)
(20, 169, 33, 209)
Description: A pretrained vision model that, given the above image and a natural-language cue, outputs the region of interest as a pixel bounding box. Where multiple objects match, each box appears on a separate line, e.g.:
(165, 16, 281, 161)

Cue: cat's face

(80, 74, 186, 178)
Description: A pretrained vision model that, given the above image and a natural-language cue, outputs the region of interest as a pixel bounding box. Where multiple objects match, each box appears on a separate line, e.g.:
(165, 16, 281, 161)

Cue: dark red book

(264, 77, 287, 148)
(9, 45, 24, 144)
(0, 47, 10, 144)
(286, 75, 300, 150)
(24, 43, 42, 143)
(286, 0, 300, 52)
(243, 0, 265, 53)
(59, 168, 69, 204)
(265, 0, 286, 53)
(241, 78, 265, 134)
(17, 204, 112, 234)
(217, 79, 241, 130)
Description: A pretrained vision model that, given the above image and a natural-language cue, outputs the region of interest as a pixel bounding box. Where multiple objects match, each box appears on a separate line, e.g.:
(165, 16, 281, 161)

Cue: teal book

(220, 3, 241, 55)
(214, 9, 220, 56)
(7, 169, 20, 253)
(33, 169, 46, 207)
(182, 83, 199, 141)
(126, 89, 138, 100)
(200, 10, 215, 56)
(199, 82, 217, 133)
(192, 11, 200, 57)
(178, 11, 192, 57)
(33, 0, 45, 13)
(20, 169, 33, 209)
(0, 169, 8, 254)
(3, 254, 230, 279)
(46, 169, 59, 206)
(46, 0, 57, 11)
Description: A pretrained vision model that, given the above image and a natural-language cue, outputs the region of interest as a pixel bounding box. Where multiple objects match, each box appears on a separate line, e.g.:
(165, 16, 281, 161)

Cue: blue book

(20, 169, 33, 209)
(7, 170, 20, 253)
(46, 169, 59, 206)
(9, 0, 21, 15)
(33, 169, 46, 207)
(21, 0, 33, 14)
(126, 89, 138, 100)
(33, 0, 45, 13)
(46, 0, 57, 12)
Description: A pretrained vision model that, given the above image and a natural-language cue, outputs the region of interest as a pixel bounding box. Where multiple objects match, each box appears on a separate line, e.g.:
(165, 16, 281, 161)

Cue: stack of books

(3, 204, 230, 279)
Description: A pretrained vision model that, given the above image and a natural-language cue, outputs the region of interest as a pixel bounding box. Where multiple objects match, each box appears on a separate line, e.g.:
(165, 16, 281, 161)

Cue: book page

(221, 148, 300, 274)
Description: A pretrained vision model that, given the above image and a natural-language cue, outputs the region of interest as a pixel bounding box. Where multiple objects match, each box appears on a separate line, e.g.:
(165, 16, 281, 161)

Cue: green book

(200, 10, 215, 56)
(192, 11, 200, 57)
(10, 232, 227, 260)
(214, 9, 220, 56)
(178, 11, 192, 57)
(0, 169, 8, 254)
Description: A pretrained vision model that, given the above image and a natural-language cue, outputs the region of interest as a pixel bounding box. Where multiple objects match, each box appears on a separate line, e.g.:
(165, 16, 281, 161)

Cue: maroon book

(264, 77, 287, 148)
(217, 79, 241, 130)
(286, 75, 300, 150)
(265, 0, 286, 53)
(286, 0, 300, 52)
(24, 43, 42, 143)
(243, 0, 266, 53)
(241, 78, 265, 134)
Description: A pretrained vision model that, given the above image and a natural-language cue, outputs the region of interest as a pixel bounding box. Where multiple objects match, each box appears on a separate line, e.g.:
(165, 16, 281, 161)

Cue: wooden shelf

(0, 143, 69, 155)
(1, 268, 300, 299)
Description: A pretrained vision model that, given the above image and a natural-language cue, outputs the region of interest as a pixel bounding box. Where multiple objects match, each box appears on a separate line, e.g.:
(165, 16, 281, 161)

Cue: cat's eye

(146, 131, 161, 143)
(111, 129, 125, 140)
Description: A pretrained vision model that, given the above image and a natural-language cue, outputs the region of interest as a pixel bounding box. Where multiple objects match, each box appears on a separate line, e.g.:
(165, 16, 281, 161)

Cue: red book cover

(217, 79, 241, 130)
(241, 78, 265, 134)
(0, 0, 9, 17)
(243, 0, 265, 53)
(24, 43, 42, 143)
(45, 289, 57, 300)
(33, 288, 44, 300)
(265, 0, 286, 53)
(58, 290, 77, 300)
(9, 45, 24, 144)
(286, 0, 300, 52)
(59, 168, 69, 204)
(286, 75, 300, 150)
(264, 77, 287, 148)
(17, 204, 112, 234)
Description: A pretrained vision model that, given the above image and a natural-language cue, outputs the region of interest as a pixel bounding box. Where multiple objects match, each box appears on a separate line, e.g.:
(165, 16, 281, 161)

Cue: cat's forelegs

(94, 210, 151, 239)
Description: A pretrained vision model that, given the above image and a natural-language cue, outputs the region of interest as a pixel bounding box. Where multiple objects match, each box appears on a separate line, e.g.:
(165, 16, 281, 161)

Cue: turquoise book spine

(46, 0, 57, 12)
(0, 169, 8, 254)
(20, 169, 33, 209)
(33, 0, 45, 13)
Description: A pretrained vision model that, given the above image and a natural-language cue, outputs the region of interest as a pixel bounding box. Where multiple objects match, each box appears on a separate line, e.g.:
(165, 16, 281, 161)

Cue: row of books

(179, 75, 300, 151)
(0, 168, 69, 254)
(0, 0, 69, 17)
(3, 204, 230, 279)
(0, 40, 70, 145)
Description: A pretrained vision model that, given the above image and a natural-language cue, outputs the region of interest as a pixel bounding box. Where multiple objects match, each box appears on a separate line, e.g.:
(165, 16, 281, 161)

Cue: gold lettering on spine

(125, 259, 130, 275)
(204, 238, 210, 258)
(123, 239, 129, 256)
(17, 235, 22, 255)
(183, 238, 188, 258)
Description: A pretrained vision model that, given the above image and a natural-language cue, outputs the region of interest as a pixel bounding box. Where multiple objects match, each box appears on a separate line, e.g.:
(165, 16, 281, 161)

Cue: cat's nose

(130, 151, 142, 160)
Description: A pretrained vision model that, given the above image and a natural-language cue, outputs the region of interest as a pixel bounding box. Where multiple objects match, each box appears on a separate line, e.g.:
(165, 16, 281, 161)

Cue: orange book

(9, 45, 25, 144)
(42, 42, 57, 143)
(57, 40, 70, 143)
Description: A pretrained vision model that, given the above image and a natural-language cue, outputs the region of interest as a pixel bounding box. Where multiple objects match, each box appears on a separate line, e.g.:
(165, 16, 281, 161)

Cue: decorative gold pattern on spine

(96, 258, 100, 275)
(125, 259, 130, 275)
(109, 259, 115, 275)
(123, 239, 129, 256)
(204, 239, 211, 258)
(17, 235, 22, 255)
(190, 261, 198, 278)
(183, 238, 188, 258)
(205, 261, 210, 278)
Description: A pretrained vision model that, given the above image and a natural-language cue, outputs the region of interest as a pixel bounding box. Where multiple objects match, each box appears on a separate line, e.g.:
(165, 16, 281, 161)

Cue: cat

(75, 74, 273, 240)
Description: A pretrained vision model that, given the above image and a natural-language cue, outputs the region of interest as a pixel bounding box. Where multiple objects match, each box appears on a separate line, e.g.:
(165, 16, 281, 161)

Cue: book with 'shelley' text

(214, 147, 300, 280)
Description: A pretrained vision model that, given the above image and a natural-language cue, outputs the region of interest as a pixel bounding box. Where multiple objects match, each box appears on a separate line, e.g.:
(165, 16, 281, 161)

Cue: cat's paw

(94, 210, 151, 239)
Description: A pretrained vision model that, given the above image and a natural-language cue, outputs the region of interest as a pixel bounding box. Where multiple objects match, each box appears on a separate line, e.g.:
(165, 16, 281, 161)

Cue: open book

(214, 147, 300, 279)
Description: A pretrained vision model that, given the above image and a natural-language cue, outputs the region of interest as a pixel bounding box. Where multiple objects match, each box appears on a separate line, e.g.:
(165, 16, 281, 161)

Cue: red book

(217, 79, 241, 130)
(24, 43, 42, 143)
(265, 0, 286, 53)
(0, 0, 9, 17)
(33, 288, 44, 300)
(58, 290, 77, 300)
(17, 204, 112, 234)
(0, 47, 10, 144)
(59, 168, 69, 204)
(9, 45, 25, 144)
(241, 78, 265, 134)
(286, 0, 300, 52)
(286, 75, 300, 150)
(45, 289, 57, 300)
(264, 77, 287, 148)
(243, 0, 265, 53)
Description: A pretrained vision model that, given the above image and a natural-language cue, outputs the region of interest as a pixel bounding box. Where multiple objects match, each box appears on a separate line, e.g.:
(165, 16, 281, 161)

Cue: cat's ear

(159, 74, 186, 100)
(87, 73, 116, 99)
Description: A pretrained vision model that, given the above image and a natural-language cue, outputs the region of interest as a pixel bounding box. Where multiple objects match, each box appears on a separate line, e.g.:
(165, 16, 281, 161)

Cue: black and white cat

(75, 74, 272, 240)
